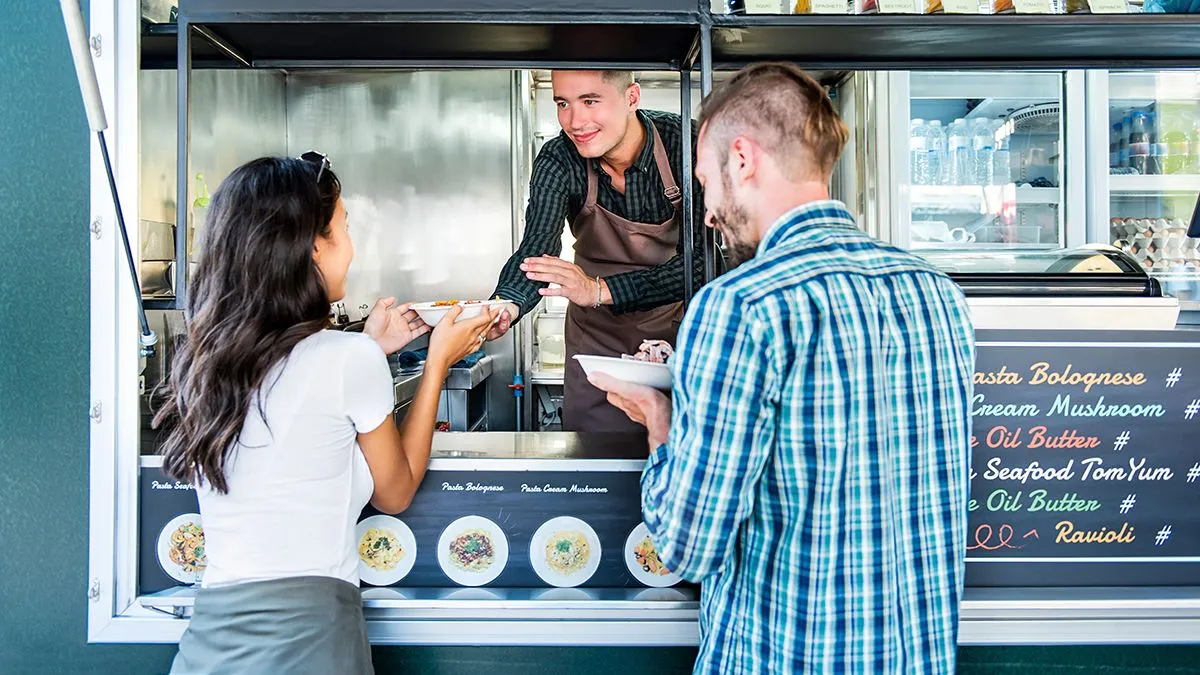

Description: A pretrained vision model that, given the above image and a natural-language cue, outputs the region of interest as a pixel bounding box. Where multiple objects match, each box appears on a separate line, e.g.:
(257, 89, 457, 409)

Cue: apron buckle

(663, 185, 682, 201)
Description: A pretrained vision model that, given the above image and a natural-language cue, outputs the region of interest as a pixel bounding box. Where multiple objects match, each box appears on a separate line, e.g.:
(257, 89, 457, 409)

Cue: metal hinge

(88, 578, 101, 602)
(91, 217, 102, 240)
(90, 34, 102, 58)
(90, 401, 102, 423)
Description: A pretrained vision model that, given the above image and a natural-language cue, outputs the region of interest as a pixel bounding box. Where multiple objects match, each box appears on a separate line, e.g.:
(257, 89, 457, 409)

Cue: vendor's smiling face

(552, 71, 639, 159)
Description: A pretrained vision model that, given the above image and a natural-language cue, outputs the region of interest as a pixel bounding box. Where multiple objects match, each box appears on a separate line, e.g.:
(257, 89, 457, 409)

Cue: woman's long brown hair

(153, 156, 341, 493)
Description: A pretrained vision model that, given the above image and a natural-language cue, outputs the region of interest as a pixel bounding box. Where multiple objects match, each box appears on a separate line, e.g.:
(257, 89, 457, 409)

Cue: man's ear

(627, 82, 642, 111)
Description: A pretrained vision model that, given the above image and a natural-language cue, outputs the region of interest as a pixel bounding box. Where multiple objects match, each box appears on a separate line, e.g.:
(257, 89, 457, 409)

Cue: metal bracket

(90, 34, 101, 58)
(90, 217, 102, 240)
(146, 604, 188, 619)
(88, 578, 101, 602)
(90, 401, 102, 423)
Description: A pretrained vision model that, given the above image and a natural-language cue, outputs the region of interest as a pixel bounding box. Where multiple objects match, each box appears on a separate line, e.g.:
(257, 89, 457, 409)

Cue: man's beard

(711, 201, 757, 268)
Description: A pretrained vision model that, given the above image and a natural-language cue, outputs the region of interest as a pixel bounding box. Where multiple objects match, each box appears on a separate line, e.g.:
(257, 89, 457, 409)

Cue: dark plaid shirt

(492, 109, 706, 316)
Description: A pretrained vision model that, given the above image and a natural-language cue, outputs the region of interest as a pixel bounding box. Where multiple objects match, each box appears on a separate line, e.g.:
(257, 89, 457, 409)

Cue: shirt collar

(631, 110, 657, 174)
(757, 200, 857, 256)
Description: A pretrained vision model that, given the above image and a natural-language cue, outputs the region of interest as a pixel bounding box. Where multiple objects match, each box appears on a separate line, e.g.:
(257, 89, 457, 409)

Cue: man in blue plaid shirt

(591, 63, 975, 673)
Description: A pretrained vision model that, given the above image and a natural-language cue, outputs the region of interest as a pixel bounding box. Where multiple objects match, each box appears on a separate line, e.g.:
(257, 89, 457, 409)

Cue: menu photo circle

(529, 516, 602, 588)
(623, 522, 682, 588)
(355, 515, 418, 586)
(157, 513, 207, 585)
(437, 515, 509, 587)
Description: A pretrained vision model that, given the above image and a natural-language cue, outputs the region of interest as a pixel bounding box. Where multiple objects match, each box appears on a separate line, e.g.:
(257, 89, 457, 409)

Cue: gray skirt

(170, 576, 373, 675)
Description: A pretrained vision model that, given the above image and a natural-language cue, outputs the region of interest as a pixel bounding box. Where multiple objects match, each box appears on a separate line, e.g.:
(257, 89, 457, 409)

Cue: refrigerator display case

(883, 72, 1086, 252)
(1087, 70, 1200, 311)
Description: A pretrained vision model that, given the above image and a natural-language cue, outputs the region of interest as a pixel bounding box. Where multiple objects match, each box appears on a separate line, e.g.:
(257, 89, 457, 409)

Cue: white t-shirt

(197, 330, 394, 588)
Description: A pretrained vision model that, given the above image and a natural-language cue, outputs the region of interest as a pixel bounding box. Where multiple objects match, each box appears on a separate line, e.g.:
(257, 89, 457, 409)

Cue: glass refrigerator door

(895, 72, 1083, 252)
(1100, 70, 1200, 308)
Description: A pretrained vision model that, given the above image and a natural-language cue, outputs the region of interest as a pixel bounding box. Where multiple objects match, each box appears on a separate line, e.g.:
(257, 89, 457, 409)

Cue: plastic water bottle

(948, 118, 971, 185)
(993, 119, 1012, 185)
(927, 120, 945, 186)
(1120, 113, 1133, 168)
(910, 119, 930, 185)
(1109, 122, 1121, 169)
(972, 119, 995, 186)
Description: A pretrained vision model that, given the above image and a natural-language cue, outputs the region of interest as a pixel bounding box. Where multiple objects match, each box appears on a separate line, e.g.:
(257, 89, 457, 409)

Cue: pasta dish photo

(544, 530, 590, 576)
(168, 521, 207, 574)
(633, 535, 670, 577)
(448, 529, 495, 572)
(358, 527, 405, 572)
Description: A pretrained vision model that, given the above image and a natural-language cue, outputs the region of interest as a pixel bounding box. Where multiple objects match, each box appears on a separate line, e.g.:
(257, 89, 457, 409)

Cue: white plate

(529, 516, 602, 588)
(355, 515, 418, 586)
(574, 354, 672, 391)
(623, 522, 682, 588)
(437, 515, 508, 587)
(410, 300, 508, 327)
(157, 513, 207, 585)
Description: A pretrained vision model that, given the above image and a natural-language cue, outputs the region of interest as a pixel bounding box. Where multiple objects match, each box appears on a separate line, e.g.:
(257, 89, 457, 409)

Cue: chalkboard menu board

(966, 330, 1200, 587)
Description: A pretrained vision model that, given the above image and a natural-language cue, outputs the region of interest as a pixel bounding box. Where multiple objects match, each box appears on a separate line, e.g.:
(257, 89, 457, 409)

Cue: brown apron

(564, 125, 685, 433)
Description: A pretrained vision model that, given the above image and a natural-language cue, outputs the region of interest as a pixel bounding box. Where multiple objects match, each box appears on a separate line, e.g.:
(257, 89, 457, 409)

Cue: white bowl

(410, 300, 508, 327)
(574, 354, 672, 391)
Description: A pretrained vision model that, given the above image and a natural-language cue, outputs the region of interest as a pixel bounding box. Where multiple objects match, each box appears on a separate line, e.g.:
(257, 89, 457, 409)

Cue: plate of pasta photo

(623, 522, 681, 588)
(529, 516, 602, 588)
(437, 515, 509, 587)
(356, 515, 417, 586)
(156, 513, 208, 585)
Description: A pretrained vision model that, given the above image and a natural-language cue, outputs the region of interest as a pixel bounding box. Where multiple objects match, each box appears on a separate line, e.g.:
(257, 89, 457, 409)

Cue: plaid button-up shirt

(644, 201, 975, 674)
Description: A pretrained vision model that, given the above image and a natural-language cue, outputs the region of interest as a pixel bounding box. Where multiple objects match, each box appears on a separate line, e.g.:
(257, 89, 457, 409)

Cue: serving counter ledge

(124, 584, 1200, 646)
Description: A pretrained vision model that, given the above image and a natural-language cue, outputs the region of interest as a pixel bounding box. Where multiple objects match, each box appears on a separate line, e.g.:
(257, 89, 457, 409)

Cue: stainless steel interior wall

(285, 70, 518, 429)
(139, 69, 289, 379)
(139, 69, 288, 226)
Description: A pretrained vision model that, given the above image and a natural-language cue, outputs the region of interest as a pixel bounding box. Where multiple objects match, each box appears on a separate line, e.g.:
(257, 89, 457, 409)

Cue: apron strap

(582, 123, 681, 212)
(584, 160, 600, 210)
(649, 124, 683, 211)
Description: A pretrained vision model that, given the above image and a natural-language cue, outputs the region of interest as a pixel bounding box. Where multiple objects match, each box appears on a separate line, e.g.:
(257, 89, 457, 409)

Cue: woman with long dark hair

(154, 153, 495, 674)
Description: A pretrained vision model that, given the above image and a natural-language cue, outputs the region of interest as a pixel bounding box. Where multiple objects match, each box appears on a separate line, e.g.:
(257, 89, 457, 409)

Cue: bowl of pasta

(409, 299, 508, 327)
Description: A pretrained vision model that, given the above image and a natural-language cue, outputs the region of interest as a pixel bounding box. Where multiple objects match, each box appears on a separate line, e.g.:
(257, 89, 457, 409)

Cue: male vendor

(487, 70, 707, 432)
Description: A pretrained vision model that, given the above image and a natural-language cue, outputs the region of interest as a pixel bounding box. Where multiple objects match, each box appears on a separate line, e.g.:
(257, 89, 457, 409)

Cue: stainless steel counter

(392, 370, 423, 407)
(446, 355, 494, 390)
(426, 431, 651, 471)
(430, 431, 649, 460)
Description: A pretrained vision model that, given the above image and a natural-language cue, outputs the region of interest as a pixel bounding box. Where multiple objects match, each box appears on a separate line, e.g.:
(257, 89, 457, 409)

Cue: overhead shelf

(162, 3, 1200, 71)
(710, 15, 1200, 70)
(141, 22, 241, 69)
(175, 1, 702, 69)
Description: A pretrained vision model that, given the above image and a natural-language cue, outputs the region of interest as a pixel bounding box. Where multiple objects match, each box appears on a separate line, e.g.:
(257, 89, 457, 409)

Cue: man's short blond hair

(698, 63, 849, 182)
(601, 71, 636, 91)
